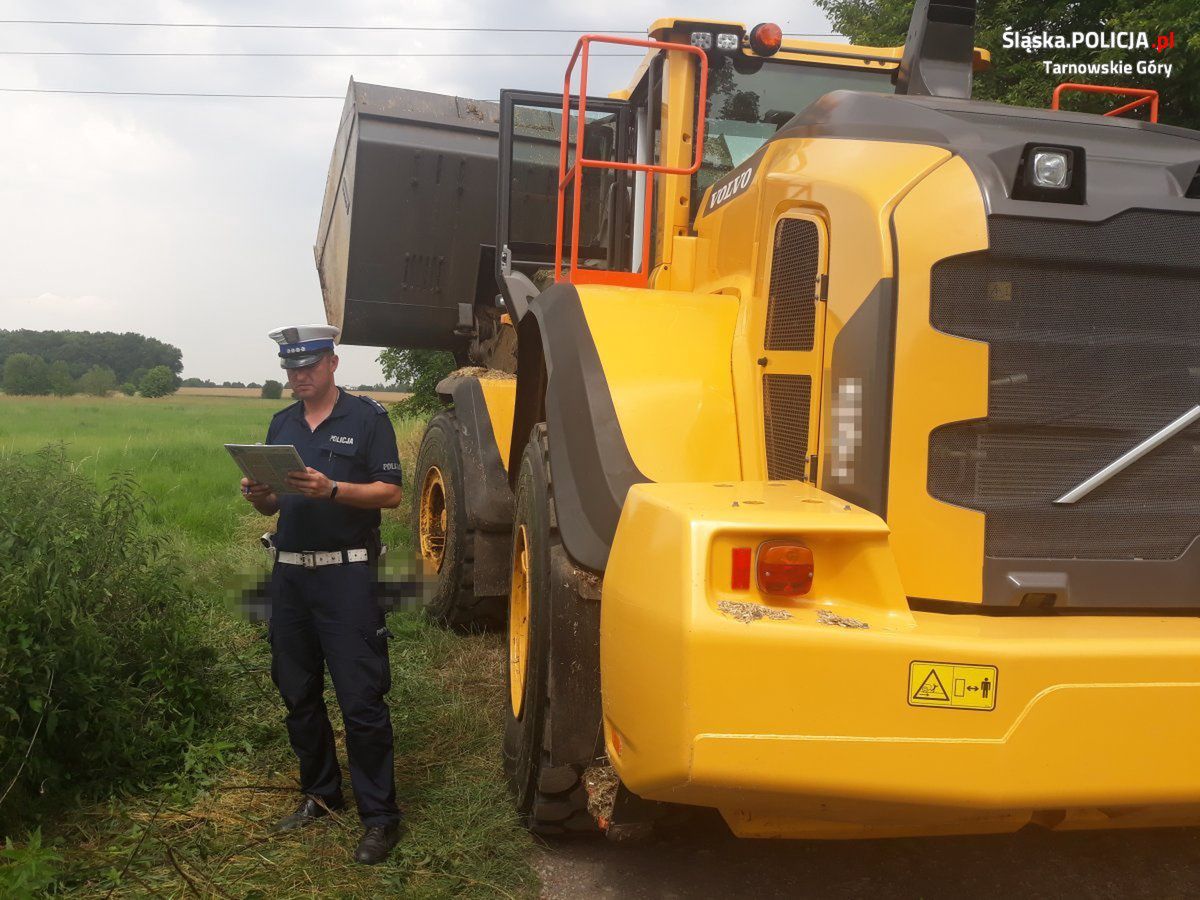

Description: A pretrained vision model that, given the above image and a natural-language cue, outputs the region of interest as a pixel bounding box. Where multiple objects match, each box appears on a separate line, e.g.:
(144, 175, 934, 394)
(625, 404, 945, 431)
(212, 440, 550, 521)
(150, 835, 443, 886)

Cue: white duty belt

(276, 548, 370, 568)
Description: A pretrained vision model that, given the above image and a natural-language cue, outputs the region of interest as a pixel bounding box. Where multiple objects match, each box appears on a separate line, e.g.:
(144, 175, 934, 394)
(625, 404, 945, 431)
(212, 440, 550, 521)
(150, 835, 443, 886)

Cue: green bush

(261, 379, 283, 400)
(139, 365, 177, 398)
(378, 348, 455, 418)
(47, 361, 75, 397)
(0, 448, 224, 836)
(119, 382, 137, 396)
(2, 355, 50, 396)
(76, 365, 116, 397)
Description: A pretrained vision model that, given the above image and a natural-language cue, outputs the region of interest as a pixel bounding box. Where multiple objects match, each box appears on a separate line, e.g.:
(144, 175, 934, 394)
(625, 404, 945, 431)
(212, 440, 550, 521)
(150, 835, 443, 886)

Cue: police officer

(241, 324, 404, 864)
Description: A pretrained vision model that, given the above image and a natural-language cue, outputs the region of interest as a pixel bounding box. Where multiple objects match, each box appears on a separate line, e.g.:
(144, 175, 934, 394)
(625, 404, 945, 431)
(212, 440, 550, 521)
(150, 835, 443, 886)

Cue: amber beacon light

(749, 22, 783, 56)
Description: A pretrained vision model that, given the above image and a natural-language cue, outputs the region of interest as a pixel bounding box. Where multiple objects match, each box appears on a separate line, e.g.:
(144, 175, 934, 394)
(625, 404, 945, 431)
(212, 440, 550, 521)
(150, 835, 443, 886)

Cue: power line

(0, 50, 646, 58)
(0, 18, 841, 37)
(0, 20, 638, 33)
(0, 87, 343, 98)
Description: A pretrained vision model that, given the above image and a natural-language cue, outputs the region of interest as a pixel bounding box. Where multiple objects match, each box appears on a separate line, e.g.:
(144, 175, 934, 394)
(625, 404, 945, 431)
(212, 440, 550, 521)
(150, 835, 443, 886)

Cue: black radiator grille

(928, 209, 1200, 561)
(765, 218, 818, 351)
(763, 374, 811, 480)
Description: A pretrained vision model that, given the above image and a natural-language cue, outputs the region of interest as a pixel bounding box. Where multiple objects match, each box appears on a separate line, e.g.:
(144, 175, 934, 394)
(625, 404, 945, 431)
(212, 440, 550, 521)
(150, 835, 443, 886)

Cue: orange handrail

(555, 35, 709, 286)
(1052, 82, 1159, 122)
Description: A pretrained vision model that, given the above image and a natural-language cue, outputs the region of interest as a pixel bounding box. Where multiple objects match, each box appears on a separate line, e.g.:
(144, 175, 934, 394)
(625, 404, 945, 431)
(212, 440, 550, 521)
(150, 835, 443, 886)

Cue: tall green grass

(0, 447, 226, 834)
(0, 395, 277, 547)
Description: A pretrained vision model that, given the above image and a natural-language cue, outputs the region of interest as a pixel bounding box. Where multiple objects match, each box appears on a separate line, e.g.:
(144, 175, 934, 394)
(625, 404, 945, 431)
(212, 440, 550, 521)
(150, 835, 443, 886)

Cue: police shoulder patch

(356, 393, 389, 415)
(271, 399, 301, 420)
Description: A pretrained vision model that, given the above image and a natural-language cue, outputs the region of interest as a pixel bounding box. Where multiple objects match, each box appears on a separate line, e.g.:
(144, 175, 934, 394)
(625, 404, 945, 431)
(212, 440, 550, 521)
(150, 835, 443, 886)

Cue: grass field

(0, 394, 423, 550)
(0, 394, 289, 548)
(1, 393, 535, 898)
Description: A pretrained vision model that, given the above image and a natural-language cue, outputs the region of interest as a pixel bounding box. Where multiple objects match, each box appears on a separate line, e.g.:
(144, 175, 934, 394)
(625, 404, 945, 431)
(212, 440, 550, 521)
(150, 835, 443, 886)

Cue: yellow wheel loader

(315, 0, 1200, 839)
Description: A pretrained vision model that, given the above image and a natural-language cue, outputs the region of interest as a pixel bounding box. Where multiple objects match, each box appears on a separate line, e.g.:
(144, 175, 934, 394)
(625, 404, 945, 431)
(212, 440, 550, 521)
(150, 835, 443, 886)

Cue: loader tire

(502, 424, 596, 836)
(411, 411, 505, 632)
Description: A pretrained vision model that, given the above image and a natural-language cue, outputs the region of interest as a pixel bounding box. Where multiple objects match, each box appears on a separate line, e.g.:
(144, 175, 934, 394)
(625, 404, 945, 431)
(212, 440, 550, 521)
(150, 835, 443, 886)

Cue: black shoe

(272, 795, 345, 833)
(353, 821, 403, 864)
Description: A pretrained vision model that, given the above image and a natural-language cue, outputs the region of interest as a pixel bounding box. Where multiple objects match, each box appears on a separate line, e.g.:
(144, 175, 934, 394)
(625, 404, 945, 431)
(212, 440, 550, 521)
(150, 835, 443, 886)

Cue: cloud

(0, 292, 119, 327)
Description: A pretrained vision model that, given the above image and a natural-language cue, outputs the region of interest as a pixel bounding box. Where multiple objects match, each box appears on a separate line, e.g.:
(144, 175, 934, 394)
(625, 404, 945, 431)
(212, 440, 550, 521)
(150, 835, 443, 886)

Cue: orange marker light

(750, 22, 783, 56)
(731, 547, 752, 590)
(757, 540, 814, 596)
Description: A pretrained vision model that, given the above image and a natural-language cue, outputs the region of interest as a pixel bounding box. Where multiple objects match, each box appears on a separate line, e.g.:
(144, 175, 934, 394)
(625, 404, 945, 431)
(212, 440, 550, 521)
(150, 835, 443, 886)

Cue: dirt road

(535, 810, 1200, 898)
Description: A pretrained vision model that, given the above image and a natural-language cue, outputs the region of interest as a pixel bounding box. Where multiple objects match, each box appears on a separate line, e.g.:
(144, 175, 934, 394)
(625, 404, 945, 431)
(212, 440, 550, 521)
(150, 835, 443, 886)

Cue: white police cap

(268, 324, 341, 369)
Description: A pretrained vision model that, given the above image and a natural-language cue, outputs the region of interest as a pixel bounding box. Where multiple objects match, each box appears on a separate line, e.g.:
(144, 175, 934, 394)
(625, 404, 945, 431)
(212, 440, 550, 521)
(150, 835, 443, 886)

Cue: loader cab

(493, 19, 979, 303)
(646, 19, 990, 238)
(494, 56, 663, 304)
(495, 90, 637, 315)
(691, 53, 897, 212)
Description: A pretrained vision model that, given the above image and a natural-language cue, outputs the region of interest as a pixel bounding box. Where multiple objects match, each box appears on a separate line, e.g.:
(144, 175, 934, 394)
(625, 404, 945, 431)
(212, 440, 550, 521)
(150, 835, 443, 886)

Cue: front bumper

(600, 481, 1200, 839)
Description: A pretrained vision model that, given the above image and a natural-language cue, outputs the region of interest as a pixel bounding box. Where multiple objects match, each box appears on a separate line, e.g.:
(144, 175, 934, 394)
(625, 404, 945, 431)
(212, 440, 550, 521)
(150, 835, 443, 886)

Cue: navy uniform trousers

(269, 559, 399, 827)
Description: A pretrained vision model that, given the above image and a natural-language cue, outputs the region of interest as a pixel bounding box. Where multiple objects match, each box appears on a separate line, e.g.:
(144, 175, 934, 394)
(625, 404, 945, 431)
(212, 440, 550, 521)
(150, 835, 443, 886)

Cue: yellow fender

(510, 282, 741, 571)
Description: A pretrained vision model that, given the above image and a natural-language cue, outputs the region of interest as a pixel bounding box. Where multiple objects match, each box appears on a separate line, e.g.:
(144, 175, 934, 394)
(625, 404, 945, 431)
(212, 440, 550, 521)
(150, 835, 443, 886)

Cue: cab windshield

(693, 57, 895, 210)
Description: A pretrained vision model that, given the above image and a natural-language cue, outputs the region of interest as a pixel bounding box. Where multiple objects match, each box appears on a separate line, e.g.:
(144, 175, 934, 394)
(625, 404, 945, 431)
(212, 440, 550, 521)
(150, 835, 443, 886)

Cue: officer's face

(287, 352, 338, 399)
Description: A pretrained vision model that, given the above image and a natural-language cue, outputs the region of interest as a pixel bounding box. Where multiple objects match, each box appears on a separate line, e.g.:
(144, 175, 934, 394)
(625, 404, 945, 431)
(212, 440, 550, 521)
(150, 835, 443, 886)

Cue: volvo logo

(708, 165, 756, 211)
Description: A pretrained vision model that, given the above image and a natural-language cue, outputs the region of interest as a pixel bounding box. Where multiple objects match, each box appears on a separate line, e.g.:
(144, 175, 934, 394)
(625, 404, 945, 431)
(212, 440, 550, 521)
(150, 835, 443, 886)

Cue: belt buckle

(300, 551, 317, 569)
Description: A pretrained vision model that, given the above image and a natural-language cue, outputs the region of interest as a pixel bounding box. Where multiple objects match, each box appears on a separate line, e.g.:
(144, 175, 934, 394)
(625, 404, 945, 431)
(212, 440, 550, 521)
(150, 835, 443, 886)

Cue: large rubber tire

(502, 425, 596, 836)
(411, 411, 505, 631)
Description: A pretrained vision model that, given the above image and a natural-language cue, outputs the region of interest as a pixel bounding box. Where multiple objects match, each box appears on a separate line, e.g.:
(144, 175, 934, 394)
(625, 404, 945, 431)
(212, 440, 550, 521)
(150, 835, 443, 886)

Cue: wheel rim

(509, 524, 530, 718)
(418, 466, 447, 572)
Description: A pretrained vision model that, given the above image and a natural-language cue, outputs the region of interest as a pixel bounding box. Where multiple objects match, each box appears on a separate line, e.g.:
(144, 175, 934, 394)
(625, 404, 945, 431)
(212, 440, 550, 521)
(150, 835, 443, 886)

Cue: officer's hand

(241, 476, 275, 501)
(285, 467, 335, 499)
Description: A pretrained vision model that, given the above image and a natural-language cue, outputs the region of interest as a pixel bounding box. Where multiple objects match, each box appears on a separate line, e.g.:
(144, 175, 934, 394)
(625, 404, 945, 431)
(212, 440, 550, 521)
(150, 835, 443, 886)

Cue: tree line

(3, 355, 178, 398)
(0, 330, 184, 398)
(0, 329, 183, 384)
(1, 330, 409, 401)
(182, 377, 285, 399)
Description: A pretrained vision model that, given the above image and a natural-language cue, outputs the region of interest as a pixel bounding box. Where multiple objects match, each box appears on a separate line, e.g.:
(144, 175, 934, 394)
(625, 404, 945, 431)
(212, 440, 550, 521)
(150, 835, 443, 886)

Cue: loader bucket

(314, 80, 501, 350)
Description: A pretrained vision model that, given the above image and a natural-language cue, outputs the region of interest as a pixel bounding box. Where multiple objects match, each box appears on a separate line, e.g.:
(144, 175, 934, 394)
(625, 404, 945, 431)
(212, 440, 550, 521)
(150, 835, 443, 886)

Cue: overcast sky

(0, 1, 839, 384)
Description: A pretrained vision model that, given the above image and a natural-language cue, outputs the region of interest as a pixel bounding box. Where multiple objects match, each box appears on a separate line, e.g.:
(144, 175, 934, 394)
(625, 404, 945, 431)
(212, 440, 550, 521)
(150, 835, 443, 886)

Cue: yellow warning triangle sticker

(912, 669, 950, 702)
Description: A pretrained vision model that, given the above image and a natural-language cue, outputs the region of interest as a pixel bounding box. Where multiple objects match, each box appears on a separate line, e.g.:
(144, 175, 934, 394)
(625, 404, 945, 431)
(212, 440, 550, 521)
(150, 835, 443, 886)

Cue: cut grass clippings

(54, 614, 535, 899)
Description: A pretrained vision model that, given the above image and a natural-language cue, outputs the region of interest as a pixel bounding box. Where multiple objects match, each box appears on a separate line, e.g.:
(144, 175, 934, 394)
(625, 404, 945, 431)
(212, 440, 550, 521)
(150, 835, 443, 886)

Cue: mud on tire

(411, 410, 505, 631)
(502, 424, 596, 836)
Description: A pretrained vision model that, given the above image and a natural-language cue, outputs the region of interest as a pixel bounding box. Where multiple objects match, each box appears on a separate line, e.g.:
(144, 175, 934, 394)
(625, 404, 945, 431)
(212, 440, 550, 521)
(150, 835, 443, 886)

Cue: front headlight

(1031, 149, 1070, 189)
(715, 32, 740, 52)
(1013, 143, 1085, 204)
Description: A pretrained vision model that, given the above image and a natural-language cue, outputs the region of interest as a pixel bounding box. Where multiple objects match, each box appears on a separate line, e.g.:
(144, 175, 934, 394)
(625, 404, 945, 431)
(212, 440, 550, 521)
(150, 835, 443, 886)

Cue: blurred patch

(374, 548, 440, 613)
(230, 547, 441, 623)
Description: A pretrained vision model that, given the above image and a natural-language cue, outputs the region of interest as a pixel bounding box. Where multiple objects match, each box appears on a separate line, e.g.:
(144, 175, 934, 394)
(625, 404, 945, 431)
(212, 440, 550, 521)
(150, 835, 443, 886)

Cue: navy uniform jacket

(266, 389, 403, 552)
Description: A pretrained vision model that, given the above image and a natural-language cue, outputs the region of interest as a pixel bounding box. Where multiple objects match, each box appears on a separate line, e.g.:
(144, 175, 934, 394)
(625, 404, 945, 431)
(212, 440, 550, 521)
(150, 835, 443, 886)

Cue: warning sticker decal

(908, 661, 997, 711)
